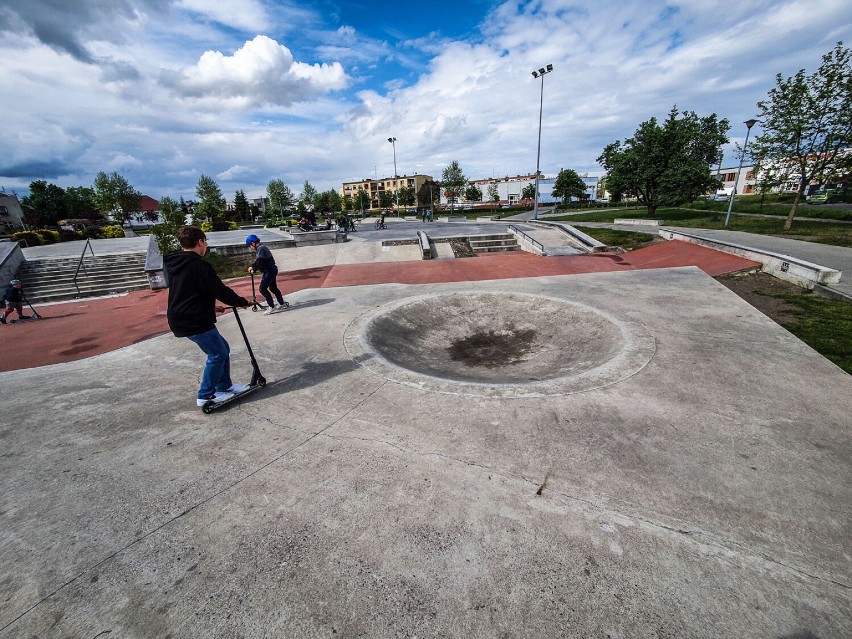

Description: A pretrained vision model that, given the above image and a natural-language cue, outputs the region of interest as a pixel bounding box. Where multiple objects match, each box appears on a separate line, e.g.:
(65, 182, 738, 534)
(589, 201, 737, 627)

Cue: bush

(152, 224, 180, 257)
(12, 231, 44, 246)
(36, 229, 60, 244)
(99, 225, 126, 238)
(200, 220, 239, 232)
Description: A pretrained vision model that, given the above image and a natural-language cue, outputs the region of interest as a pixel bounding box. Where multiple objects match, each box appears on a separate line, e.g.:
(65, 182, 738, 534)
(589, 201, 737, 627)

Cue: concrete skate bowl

(344, 291, 656, 398)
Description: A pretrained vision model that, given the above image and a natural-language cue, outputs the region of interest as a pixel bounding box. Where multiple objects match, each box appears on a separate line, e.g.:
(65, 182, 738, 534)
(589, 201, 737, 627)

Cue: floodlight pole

(725, 119, 758, 228)
(531, 64, 553, 220)
(388, 137, 400, 217)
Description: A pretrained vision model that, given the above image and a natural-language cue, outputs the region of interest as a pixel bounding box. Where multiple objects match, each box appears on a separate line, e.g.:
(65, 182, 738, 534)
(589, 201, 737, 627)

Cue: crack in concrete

(0, 381, 389, 635)
(318, 429, 851, 593)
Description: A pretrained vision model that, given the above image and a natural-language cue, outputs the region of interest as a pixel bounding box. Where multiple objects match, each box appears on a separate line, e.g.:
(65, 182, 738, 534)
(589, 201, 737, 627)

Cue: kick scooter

(23, 294, 42, 319)
(201, 307, 266, 414)
(249, 271, 266, 312)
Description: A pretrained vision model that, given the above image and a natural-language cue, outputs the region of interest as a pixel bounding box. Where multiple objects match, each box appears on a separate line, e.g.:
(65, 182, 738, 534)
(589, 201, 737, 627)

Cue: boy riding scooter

(245, 234, 287, 314)
(1, 280, 33, 324)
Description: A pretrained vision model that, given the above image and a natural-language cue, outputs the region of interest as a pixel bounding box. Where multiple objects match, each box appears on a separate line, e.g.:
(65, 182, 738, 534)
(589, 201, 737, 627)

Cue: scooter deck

(201, 380, 265, 414)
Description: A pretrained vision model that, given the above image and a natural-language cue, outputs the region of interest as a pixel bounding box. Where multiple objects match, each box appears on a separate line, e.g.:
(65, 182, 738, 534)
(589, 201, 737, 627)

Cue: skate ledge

(658, 229, 842, 290)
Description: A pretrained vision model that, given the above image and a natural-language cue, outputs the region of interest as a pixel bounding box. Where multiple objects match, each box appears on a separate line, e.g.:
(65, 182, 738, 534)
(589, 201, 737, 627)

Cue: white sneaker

(197, 391, 235, 407)
(263, 306, 275, 315)
(228, 384, 251, 393)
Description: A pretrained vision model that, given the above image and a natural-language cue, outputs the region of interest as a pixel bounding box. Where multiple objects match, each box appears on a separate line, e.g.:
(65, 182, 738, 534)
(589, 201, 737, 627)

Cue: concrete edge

(527, 220, 608, 253)
(813, 283, 852, 303)
(658, 229, 842, 290)
(415, 230, 432, 259)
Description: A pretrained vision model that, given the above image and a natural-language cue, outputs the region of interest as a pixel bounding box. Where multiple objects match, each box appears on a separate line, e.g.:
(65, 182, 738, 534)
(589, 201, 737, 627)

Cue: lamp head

(532, 71, 538, 78)
(744, 119, 757, 129)
(538, 67, 546, 75)
(546, 64, 553, 72)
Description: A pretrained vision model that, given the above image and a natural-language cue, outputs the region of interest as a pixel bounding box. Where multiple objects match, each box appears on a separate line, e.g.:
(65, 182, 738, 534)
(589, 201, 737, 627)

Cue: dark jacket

(165, 251, 247, 338)
(250, 244, 276, 274)
(4, 285, 23, 304)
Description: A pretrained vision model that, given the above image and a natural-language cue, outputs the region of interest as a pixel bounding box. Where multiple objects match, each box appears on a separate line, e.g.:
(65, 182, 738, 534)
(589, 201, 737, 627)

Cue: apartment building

(710, 165, 757, 197)
(0, 193, 27, 231)
(340, 174, 434, 210)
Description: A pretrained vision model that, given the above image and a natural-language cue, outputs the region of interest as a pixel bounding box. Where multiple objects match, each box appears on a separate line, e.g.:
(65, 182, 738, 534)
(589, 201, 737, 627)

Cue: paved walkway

(1, 241, 757, 372)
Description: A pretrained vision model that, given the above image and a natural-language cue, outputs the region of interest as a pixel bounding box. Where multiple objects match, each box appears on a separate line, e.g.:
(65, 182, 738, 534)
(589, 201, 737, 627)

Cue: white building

(0, 194, 26, 231)
(452, 173, 600, 207)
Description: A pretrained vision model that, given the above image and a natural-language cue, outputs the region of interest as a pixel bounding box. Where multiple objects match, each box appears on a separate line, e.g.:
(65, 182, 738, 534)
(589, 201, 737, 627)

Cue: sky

(0, 0, 850, 202)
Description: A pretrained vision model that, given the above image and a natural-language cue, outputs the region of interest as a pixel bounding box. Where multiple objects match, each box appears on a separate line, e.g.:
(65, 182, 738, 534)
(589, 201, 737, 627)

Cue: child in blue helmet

(1, 280, 31, 324)
(245, 234, 286, 315)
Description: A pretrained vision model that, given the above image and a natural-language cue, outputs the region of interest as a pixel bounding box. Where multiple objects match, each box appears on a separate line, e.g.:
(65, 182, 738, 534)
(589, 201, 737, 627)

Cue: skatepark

(1, 219, 850, 637)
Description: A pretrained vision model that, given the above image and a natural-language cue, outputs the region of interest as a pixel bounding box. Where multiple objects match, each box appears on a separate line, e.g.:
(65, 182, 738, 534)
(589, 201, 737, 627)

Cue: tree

(301, 181, 317, 210)
(398, 185, 416, 207)
(21, 180, 67, 227)
(597, 106, 730, 216)
(417, 180, 440, 209)
(551, 169, 588, 204)
(750, 42, 852, 229)
(342, 195, 353, 212)
(521, 183, 537, 201)
(464, 184, 482, 202)
(195, 174, 225, 222)
(267, 179, 295, 216)
(487, 182, 500, 205)
(158, 196, 184, 228)
(379, 190, 394, 209)
(93, 171, 141, 226)
(233, 190, 250, 221)
(354, 189, 370, 212)
(65, 186, 100, 221)
(441, 161, 467, 211)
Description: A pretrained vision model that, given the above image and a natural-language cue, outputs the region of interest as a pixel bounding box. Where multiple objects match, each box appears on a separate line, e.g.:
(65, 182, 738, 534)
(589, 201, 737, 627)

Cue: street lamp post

(388, 137, 400, 217)
(725, 118, 758, 228)
(531, 63, 553, 220)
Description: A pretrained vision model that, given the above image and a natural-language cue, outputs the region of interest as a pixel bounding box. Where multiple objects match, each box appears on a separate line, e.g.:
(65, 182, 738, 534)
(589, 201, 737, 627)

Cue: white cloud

(162, 35, 349, 109)
(177, 0, 269, 33)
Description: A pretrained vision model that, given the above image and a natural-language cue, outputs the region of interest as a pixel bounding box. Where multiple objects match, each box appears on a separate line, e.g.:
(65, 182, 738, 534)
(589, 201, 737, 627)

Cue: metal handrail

(507, 225, 545, 255)
(72, 238, 95, 296)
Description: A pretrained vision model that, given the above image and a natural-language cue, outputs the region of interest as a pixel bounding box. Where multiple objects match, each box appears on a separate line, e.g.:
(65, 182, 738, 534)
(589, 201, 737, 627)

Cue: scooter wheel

(258, 376, 267, 387)
(202, 402, 214, 414)
(251, 305, 258, 312)
(283, 301, 289, 308)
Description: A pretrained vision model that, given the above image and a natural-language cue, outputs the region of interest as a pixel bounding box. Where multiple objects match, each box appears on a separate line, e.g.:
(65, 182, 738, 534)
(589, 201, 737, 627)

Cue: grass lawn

(781, 295, 852, 374)
(552, 207, 852, 248)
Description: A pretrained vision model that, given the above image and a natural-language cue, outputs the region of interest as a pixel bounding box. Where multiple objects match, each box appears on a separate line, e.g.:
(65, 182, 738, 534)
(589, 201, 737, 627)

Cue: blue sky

(0, 0, 849, 201)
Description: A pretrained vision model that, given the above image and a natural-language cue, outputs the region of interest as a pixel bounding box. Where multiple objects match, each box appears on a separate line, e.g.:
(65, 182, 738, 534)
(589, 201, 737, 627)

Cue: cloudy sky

(0, 0, 849, 201)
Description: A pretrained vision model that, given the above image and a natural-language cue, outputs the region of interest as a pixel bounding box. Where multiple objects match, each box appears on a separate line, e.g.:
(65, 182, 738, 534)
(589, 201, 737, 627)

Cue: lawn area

(782, 295, 852, 374)
(553, 207, 852, 248)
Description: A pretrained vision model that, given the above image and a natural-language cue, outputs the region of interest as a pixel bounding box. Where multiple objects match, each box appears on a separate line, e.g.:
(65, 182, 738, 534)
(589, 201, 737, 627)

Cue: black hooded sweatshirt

(165, 251, 247, 338)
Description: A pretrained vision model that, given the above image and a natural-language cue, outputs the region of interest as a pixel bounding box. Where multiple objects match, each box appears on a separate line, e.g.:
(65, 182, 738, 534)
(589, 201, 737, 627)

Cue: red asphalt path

(0, 241, 758, 372)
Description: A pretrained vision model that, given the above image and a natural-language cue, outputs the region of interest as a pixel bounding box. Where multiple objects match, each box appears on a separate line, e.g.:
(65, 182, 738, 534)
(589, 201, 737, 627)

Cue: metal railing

(507, 225, 545, 255)
(72, 238, 95, 296)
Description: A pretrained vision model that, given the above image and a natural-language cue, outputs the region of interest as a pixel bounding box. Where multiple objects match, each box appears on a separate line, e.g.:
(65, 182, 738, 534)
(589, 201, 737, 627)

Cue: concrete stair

(468, 234, 520, 253)
(17, 252, 150, 303)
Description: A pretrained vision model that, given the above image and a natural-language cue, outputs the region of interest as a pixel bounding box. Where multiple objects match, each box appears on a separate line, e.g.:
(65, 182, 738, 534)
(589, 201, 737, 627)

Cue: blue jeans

(187, 327, 232, 399)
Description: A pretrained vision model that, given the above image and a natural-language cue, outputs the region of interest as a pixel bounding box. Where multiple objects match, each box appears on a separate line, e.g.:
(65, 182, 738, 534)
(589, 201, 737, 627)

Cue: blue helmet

(245, 234, 260, 246)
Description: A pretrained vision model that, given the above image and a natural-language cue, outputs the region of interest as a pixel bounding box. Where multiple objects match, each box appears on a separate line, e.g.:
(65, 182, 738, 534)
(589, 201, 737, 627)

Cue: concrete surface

(1, 266, 850, 638)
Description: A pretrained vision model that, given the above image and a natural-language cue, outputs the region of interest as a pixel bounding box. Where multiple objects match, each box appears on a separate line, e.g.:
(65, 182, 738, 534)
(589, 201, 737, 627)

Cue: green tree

(65, 186, 100, 221)
(551, 168, 588, 204)
(21, 180, 67, 227)
(354, 189, 370, 212)
(267, 179, 295, 216)
(195, 174, 225, 222)
(417, 180, 440, 209)
(750, 42, 852, 229)
(441, 161, 467, 211)
(93, 171, 141, 226)
(597, 106, 730, 216)
(379, 190, 394, 209)
(301, 181, 317, 210)
(521, 183, 537, 201)
(487, 182, 500, 204)
(342, 195, 353, 212)
(464, 184, 482, 202)
(158, 196, 184, 228)
(233, 190, 250, 221)
(398, 185, 416, 207)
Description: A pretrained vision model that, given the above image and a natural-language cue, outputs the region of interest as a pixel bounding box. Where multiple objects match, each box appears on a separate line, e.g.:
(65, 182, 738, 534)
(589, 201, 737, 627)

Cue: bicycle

(374, 218, 386, 230)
